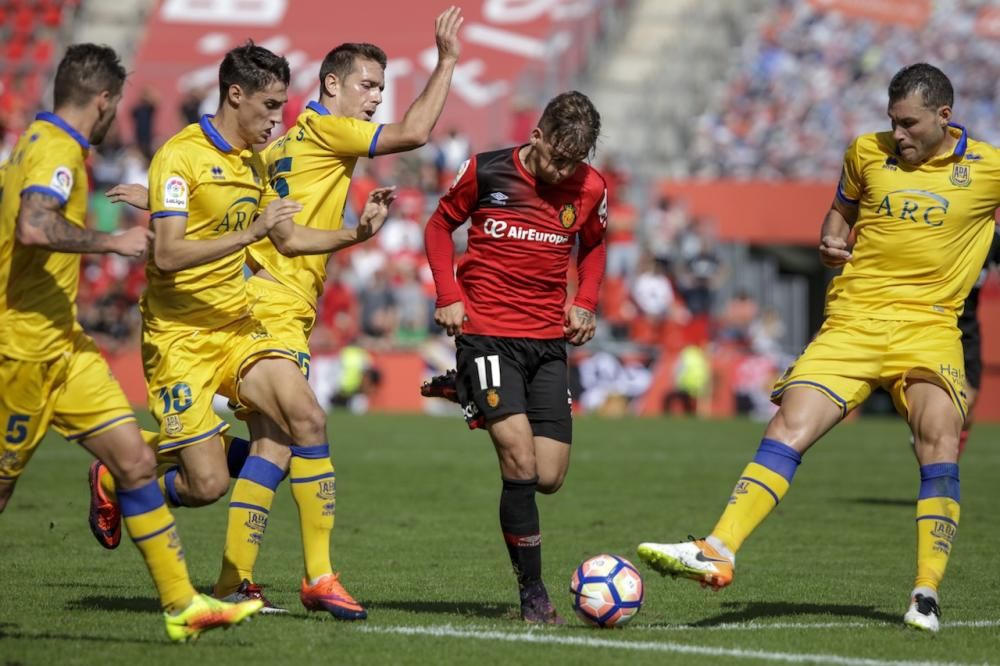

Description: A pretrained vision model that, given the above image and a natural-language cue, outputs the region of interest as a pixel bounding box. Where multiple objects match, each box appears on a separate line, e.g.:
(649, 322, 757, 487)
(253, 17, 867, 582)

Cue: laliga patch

(598, 188, 608, 227)
(163, 175, 189, 209)
(49, 166, 74, 199)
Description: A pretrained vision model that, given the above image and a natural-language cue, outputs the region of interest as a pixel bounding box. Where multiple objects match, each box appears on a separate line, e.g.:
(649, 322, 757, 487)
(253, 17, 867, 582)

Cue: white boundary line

(634, 619, 1000, 632)
(356, 624, 992, 666)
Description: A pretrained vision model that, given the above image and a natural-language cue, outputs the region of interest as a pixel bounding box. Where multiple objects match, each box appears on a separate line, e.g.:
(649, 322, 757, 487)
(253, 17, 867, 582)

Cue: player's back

(144, 118, 267, 329)
(0, 114, 90, 360)
(248, 103, 381, 309)
(827, 126, 1000, 321)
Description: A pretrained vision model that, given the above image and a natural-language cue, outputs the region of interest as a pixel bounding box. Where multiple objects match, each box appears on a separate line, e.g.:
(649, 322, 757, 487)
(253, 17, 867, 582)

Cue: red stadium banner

(122, 0, 608, 151)
(806, 0, 931, 29)
(658, 180, 833, 246)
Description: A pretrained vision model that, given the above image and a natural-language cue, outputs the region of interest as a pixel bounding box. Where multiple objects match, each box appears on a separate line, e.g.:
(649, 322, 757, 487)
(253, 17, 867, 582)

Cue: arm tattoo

(21, 191, 111, 252)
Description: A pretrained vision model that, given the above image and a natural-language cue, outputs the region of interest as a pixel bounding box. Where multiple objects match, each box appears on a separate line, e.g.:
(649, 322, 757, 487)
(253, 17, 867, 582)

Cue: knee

(289, 403, 327, 443)
(107, 444, 157, 488)
(185, 470, 230, 506)
(537, 474, 564, 495)
(764, 409, 813, 451)
(913, 428, 959, 462)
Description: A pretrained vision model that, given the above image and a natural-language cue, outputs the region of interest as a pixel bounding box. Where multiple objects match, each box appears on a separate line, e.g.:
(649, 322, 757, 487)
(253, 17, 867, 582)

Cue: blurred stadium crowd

(1, 0, 997, 415)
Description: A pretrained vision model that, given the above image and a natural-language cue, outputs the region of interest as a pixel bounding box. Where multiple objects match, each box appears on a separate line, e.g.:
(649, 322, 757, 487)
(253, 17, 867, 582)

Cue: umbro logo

(489, 191, 508, 206)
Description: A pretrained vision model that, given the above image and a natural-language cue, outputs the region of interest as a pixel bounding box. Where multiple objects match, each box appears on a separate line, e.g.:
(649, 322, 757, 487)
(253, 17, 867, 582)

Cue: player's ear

(227, 83, 243, 108)
(323, 73, 339, 98)
(529, 127, 544, 147)
(938, 105, 952, 126)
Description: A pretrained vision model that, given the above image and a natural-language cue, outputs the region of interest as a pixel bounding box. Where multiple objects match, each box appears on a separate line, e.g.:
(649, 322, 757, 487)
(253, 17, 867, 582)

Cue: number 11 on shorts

(474, 355, 501, 389)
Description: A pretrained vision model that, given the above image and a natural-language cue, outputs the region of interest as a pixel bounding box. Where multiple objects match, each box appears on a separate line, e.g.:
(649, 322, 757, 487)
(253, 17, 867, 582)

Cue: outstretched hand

(106, 184, 150, 211)
(435, 6, 463, 62)
(356, 186, 397, 242)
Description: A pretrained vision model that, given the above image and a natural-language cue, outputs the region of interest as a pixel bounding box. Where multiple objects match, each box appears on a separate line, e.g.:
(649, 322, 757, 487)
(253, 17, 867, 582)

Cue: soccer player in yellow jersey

(637, 64, 1000, 633)
(97, 9, 463, 619)
(210, 7, 464, 614)
(0, 43, 262, 642)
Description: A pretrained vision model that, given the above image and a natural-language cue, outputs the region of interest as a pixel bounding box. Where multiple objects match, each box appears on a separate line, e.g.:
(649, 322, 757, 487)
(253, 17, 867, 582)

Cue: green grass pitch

(2, 412, 998, 665)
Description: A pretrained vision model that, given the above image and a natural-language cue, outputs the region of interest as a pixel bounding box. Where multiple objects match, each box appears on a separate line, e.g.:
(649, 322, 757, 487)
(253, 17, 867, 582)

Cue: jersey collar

(199, 114, 235, 152)
(306, 101, 331, 115)
(36, 112, 90, 150)
(948, 122, 967, 158)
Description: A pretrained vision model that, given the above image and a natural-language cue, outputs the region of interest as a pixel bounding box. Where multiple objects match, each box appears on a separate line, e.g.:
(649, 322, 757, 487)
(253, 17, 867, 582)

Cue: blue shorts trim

(772, 380, 848, 418)
(158, 422, 227, 453)
(65, 414, 137, 442)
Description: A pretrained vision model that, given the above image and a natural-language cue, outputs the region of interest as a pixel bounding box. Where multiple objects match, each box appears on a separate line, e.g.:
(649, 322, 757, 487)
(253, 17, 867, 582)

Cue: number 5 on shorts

(474, 355, 501, 390)
(5, 414, 29, 444)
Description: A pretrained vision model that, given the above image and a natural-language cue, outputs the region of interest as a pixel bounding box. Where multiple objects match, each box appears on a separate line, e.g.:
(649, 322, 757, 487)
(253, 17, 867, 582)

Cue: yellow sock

(914, 463, 960, 594)
(711, 439, 801, 554)
(289, 444, 336, 581)
(216, 456, 283, 596)
(118, 480, 196, 613)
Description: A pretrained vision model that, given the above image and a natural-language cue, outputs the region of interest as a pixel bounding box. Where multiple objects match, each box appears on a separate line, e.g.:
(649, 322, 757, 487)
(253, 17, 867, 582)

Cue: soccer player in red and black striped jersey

(424, 91, 608, 624)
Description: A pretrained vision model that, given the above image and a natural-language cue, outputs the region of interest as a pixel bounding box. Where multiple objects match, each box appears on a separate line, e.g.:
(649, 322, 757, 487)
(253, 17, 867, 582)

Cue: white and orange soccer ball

(569, 554, 644, 628)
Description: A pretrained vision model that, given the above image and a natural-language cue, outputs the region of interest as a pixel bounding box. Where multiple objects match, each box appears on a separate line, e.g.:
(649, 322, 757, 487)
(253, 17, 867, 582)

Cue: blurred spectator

(436, 126, 470, 174)
(131, 86, 158, 159)
(179, 87, 205, 125)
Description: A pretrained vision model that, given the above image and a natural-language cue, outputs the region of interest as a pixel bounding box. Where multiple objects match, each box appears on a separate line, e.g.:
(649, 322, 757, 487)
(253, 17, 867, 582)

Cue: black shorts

(958, 305, 982, 390)
(455, 334, 572, 443)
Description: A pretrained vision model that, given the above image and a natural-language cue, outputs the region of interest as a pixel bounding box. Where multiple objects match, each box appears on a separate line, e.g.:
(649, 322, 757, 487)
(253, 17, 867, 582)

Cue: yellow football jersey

(144, 115, 268, 328)
(0, 113, 91, 360)
(828, 124, 1000, 321)
(247, 102, 381, 309)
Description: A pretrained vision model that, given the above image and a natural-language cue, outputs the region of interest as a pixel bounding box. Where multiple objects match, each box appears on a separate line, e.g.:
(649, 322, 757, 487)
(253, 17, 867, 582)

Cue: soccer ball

(570, 553, 644, 628)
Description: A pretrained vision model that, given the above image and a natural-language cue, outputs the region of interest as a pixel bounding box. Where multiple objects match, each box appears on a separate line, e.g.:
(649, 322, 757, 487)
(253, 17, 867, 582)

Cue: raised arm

(819, 197, 858, 268)
(372, 6, 462, 155)
(152, 198, 302, 272)
(17, 190, 151, 257)
(268, 187, 396, 257)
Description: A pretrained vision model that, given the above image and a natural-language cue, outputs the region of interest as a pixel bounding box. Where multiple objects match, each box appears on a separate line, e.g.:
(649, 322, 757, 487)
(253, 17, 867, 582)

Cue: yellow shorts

(771, 316, 967, 420)
(142, 315, 297, 454)
(0, 334, 135, 482)
(247, 276, 314, 372)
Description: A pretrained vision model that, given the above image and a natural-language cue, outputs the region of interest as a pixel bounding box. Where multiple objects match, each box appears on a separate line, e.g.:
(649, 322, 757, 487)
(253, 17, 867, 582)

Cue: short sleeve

(836, 137, 864, 205)
(308, 115, 381, 159)
(435, 157, 478, 225)
(149, 145, 193, 220)
(19, 136, 83, 208)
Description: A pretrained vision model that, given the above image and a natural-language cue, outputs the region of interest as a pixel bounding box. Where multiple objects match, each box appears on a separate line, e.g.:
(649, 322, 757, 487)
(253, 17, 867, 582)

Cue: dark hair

(218, 41, 291, 103)
(319, 43, 387, 93)
(538, 91, 601, 159)
(53, 44, 126, 108)
(888, 63, 954, 109)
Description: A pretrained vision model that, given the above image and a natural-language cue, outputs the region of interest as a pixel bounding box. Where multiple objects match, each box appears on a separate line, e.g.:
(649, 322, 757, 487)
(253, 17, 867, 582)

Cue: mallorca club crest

(559, 203, 577, 229)
(950, 163, 971, 187)
(485, 388, 501, 408)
